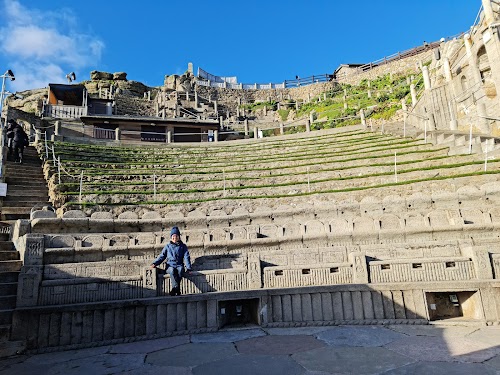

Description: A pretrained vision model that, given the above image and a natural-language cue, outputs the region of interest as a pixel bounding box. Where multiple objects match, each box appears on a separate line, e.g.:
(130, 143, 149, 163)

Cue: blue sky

(0, 0, 481, 92)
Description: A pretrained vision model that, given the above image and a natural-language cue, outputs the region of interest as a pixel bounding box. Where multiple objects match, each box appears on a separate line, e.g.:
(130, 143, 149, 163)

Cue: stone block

(63, 210, 87, 218)
(360, 196, 382, 217)
(91, 211, 114, 220)
(382, 194, 406, 214)
(31, 210, 57, 220)
(406, 192, 432, 210)
(30, 218, 63, 234)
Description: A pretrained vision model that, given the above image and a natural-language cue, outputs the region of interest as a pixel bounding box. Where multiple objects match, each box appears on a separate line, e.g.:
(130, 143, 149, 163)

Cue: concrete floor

(1, 323, 500, 374)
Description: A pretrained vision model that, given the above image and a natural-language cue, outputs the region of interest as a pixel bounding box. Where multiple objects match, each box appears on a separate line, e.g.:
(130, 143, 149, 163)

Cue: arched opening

(461, 75, 468, 92)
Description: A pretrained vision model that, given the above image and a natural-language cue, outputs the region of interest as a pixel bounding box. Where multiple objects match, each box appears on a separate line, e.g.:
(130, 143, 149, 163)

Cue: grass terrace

(39, 126, 500, 214)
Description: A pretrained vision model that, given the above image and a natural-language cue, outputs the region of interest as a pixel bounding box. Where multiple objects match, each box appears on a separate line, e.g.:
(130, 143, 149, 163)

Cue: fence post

(44, 132, 48, 160)
(394, 152, 397, 183)
(79, 171, 84, 203)
(307, 167, 310, 193)
(410, 84, 417, 107)
(153, 173, 157, 201)
(360, 109, 366, 128)
(280, 123, 284, 135)
(214, 129, 219, 142)
(52, 145, 56, 167)
(58, 156, 61, 185)
(223, 169, 226, 197)
(244, 119, 249, 136)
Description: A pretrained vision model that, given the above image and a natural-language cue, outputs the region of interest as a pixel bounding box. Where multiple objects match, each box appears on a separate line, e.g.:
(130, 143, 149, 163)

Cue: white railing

(44, 104, 88, 119)
(196, 80, 286, 90)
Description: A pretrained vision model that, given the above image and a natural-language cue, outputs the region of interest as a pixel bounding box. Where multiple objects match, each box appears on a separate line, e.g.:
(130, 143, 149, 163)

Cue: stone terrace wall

(194, 47, 435, 113)
(337, 48, 436, 85)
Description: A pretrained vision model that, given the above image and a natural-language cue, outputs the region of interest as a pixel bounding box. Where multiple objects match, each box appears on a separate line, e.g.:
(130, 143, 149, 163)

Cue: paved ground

(1, 324, 500, 374)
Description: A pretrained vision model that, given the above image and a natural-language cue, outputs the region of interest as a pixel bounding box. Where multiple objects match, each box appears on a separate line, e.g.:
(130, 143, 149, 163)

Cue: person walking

(7, 121, 29, 163)
(150, 226, 192, 296)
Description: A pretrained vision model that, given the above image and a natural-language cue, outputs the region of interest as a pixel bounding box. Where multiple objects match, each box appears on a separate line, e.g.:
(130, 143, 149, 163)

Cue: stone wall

(10, 281, 500, 352)
(337, 49, 436, 85)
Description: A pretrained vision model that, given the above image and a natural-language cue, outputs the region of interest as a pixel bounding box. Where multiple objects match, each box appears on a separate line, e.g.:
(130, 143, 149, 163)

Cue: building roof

(48, 83, 85, 105)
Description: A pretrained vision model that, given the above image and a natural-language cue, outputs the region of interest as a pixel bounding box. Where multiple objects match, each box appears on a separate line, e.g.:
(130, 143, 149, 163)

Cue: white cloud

(0, 0, 104, 91)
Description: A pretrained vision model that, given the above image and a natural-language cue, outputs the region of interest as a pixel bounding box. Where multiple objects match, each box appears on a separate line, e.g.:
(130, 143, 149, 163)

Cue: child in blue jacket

(151, 226, 191, 296)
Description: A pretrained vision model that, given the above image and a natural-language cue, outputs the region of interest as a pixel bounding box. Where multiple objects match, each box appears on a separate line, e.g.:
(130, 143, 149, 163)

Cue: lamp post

(0, 69, 15, 145)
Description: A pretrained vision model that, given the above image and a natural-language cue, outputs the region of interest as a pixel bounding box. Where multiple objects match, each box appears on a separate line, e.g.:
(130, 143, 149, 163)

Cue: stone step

(0, 339, 25, 358)
(5, 178, 46, 186)
(2, 200, 50, 208)
(1, 208, 31, 221)
(0, 283, 17, 296)
(0, 241, 14, 251)
(0, 311, 13, 326)
(0, 325, 10, 341)
(0, 295, 16, 310)
(0, 272, 20, 283)
(3, 193, 48, 201)
(0, 262, 22, 273)
(0, 251, 18, 261)
(6, 183, 47, 190)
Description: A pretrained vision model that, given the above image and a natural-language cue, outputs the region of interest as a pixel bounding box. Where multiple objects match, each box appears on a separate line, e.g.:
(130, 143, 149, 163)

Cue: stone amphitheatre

(2, 0, 500, 360)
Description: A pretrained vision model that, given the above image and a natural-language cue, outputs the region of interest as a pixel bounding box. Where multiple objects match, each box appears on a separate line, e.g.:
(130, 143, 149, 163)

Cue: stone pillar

(359, 109, 366, 127)
(323, 93, 327, 101)
(280, 122, 284, 135)
(214, 129, 219, 142)
(167, 130, 172, 143)
(254, 127, 258, 139)
(482, 0, 495, 25)
(422, 66, 431, 90)
(194, 91, 198, 107)
(410, 84, 417, 107)
(187, 62, 193, 74)
(236, 107, 240, 118)
(306, 119, 311, 132)
(115, 127, 121, 141)
(295, 101, 299, 111)
(54, 120, 61, 136)
(464, 34, 483, 86)
(263, 105, 267, 116)
(16, 234, 44, 307)
(219, 116, 224, 128)
(401, 99, 408, 119)
(443, 57, 452, 82)
(307, 93, 311, 103)
(367, 90, 372, 98)
(477, 103, 490, 134)
(349, 252, 368, 284)
(309, 112, 315, 124)
(448, 100, 458, 130)
(244, 119, 249, 136)
(247, 253, 262, 289)
(143, 267, 157, 298)
(213, 100, 218, 114)
(481, 17, 500, 101)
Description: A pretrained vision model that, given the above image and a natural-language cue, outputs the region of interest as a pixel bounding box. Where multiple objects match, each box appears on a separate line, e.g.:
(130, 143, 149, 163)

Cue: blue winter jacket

(153, 241, 192, 269)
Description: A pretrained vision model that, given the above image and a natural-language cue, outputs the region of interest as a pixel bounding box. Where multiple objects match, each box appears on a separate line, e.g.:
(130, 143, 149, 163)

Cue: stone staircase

(2, 146, 50, 220)
(0, 227, 24, 357)
(0, 145, 49, 357)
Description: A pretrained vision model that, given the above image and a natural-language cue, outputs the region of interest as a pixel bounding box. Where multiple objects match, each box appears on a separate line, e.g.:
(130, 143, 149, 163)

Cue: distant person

(5, 119, 17, 159)
(150, 226, 192, 296)
(7, 121, 29, 163)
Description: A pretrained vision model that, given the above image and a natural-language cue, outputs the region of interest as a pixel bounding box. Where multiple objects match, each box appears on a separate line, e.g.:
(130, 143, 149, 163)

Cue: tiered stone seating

(44, 126, 500, 210)
(10, 125, 500, 352)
